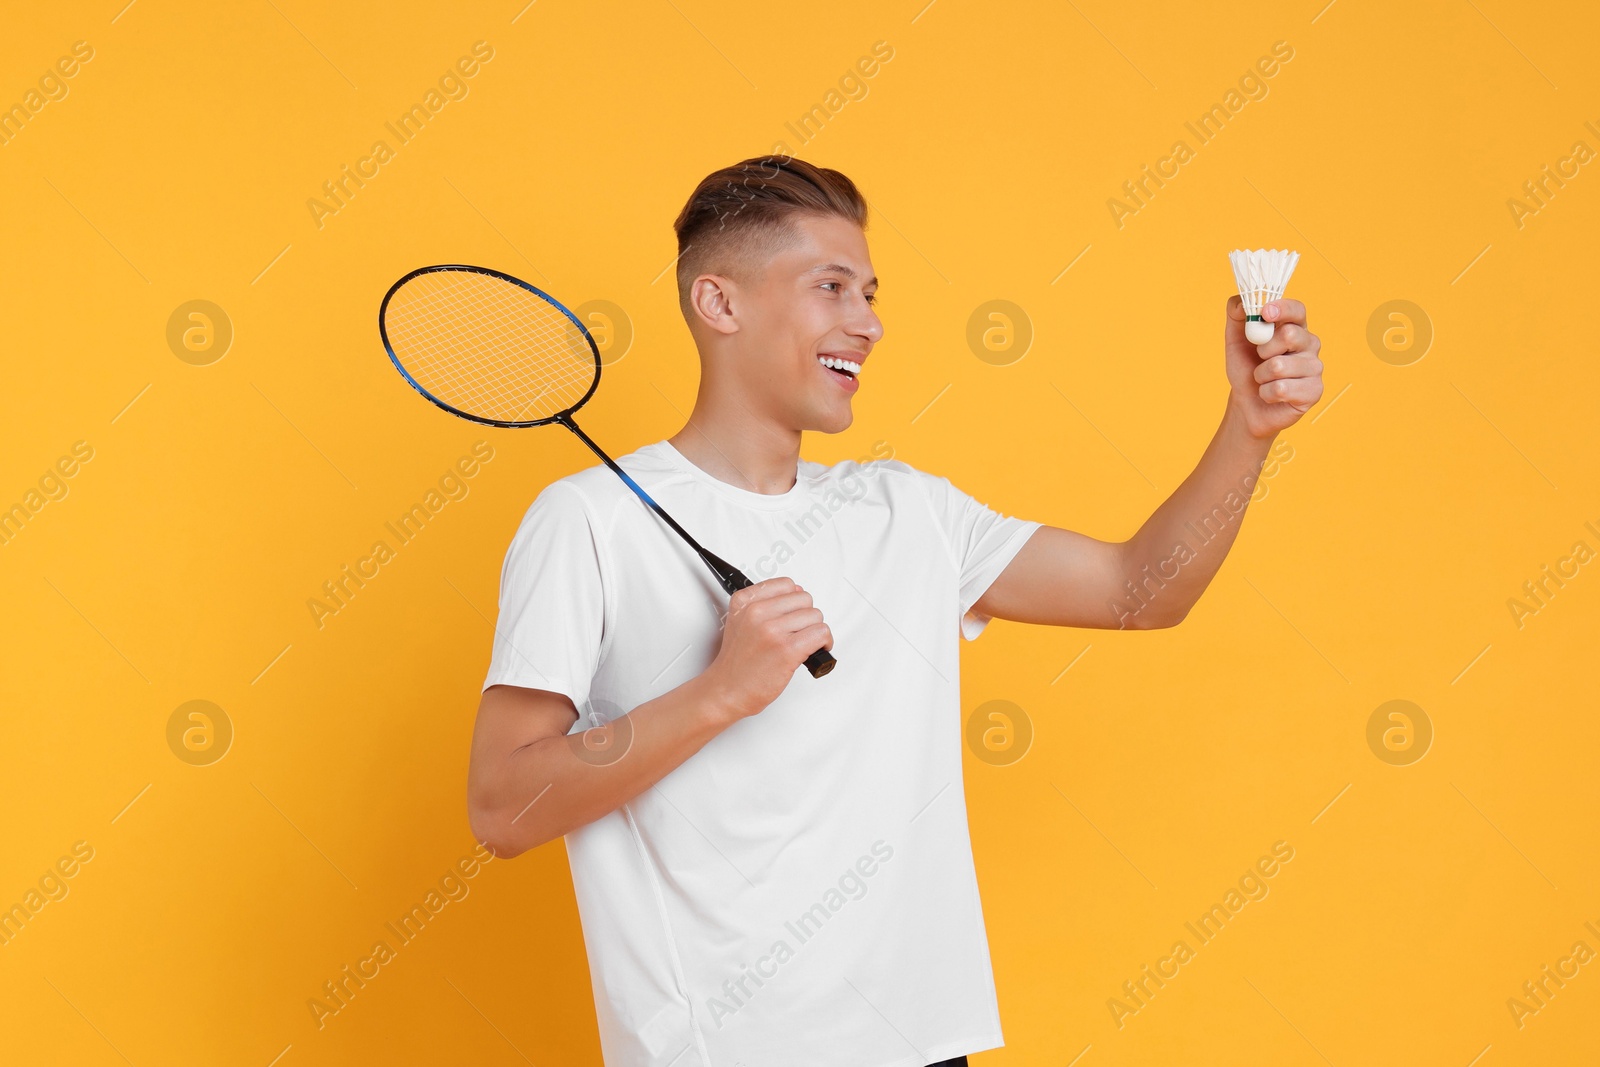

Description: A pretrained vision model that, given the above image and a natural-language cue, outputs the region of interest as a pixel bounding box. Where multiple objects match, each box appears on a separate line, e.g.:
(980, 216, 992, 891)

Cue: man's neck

(666, 411, 802, 496)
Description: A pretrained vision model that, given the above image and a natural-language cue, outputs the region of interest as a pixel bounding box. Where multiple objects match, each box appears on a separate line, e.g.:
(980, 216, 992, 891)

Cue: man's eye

(865, 292, 878, 306)
(821, 281, 841, 292)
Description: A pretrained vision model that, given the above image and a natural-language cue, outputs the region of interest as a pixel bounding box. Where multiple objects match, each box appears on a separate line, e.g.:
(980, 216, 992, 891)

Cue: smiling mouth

(817, 354, 861, 381)
(817, 356, 859, 393)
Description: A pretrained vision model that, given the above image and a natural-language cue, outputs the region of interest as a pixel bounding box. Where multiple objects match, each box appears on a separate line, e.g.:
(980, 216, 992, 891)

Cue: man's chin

(807, 406, 854, 435)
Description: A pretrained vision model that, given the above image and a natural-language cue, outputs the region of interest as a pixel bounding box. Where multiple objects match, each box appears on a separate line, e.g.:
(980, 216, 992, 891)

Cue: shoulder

(520, 440, 677, 524)
(793, 453, 962, 524)
(813, 454, 951, 509)
(799, 449, 935, 492)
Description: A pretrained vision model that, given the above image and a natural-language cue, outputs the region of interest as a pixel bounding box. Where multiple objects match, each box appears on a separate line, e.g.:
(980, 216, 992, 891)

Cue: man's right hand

(705, 577, 832, 719)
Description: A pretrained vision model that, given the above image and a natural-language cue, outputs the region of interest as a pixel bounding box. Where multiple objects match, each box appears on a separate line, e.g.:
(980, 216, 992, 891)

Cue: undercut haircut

(671, 155, 868, 318)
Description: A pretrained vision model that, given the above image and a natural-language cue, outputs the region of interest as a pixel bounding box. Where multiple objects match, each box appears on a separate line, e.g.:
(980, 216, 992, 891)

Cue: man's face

(730, 214, 883, 434)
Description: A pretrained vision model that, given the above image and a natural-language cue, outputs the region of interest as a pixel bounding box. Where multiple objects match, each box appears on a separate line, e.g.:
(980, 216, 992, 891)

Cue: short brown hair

(672, 155, 868, 315)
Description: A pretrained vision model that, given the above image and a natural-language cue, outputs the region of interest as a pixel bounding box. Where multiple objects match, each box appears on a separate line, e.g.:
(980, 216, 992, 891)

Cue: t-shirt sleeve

(482, 480, 608, 710)
(912, 468, 1043, 642)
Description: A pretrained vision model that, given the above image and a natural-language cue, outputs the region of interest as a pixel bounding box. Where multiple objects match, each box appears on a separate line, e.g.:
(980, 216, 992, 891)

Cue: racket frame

(378, 262, 603, 429)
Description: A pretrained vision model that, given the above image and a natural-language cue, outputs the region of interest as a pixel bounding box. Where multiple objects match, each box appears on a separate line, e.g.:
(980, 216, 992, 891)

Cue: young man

(467, 156, 1323, 1067)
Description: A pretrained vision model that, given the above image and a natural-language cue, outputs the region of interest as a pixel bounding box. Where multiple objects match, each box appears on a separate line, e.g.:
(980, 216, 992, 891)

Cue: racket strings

(419, 274, 592, 411)
(395, 273, 591, 419)
(383, 270, 597, 423)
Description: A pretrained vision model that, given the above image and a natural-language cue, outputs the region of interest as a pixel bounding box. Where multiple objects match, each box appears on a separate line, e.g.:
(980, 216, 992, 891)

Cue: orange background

(2, 1, 1597, 1064)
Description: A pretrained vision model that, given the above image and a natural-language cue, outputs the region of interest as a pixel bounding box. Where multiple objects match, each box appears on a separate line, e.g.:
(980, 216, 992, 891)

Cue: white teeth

(818, 355, 862, 375)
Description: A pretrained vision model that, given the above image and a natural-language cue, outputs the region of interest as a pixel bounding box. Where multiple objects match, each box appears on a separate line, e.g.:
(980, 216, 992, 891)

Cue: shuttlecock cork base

(1229, 248, 1300, 345)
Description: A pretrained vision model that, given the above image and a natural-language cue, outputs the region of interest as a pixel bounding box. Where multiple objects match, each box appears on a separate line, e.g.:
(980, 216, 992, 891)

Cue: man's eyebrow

(804, 263, 879, 286)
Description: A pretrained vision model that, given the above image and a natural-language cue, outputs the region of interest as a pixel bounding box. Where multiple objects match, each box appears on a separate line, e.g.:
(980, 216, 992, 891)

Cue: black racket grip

(804, 647, 837, 679)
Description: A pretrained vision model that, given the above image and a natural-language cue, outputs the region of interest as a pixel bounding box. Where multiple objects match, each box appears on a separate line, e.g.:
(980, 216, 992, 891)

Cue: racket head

(378, 264, 601, 428)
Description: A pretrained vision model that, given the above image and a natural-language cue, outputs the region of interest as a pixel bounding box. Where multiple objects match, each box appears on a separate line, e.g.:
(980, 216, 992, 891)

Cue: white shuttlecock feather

(1229, 249, 1300, 345)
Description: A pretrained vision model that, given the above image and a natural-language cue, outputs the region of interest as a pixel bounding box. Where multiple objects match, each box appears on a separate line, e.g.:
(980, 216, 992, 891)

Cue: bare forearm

(1118, 399, 1275, 627)
(474, 672, 738, 856)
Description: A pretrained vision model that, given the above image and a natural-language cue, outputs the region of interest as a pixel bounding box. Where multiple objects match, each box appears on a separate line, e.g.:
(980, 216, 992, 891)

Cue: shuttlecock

(1229, 248, 1300, 345)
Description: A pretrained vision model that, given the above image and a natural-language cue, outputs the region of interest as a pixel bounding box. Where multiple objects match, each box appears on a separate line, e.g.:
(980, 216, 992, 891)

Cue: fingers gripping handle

(704, 550, 836, 680)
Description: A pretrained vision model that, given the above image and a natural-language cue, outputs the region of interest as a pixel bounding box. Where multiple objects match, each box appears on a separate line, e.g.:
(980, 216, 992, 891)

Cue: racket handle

(698, 549, 837, 680)
(804, 647, 836, 679)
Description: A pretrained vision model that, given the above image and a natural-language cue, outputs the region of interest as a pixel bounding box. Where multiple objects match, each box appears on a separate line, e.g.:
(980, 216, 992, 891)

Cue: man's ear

(689, 274, 741, 337)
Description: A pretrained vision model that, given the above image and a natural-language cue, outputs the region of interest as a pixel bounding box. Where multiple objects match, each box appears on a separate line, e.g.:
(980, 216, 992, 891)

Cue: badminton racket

(378, 263, 836, 680)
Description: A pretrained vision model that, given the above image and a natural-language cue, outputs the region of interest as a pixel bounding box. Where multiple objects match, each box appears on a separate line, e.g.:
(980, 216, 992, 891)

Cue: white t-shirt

(484, 439, 1042, 1067)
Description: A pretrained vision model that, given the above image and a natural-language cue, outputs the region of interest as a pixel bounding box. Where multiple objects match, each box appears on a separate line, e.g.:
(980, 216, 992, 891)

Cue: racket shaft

(557, 416, 836, 679)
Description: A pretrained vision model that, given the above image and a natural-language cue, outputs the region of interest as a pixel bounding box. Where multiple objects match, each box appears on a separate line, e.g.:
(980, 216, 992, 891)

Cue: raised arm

(973, 296, 1322, 631)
